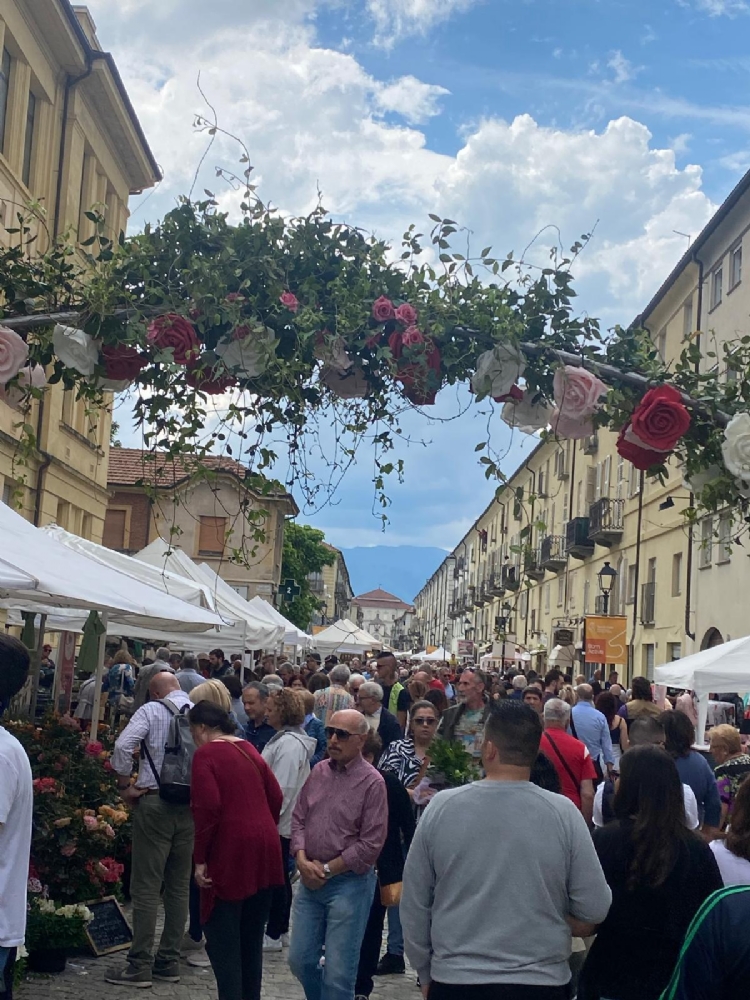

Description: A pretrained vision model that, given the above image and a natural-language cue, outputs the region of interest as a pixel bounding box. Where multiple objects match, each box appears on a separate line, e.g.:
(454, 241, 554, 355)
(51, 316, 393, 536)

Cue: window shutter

(103, 509, 127, 550)
(198, 516, 228, 556)
(616, 455, 625, 500)
(602, 456, 611, 498)
(586, 467, 598, 507)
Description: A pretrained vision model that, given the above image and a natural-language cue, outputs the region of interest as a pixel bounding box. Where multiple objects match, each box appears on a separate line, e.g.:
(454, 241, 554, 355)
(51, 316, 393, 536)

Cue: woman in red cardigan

(189, 701, 284, 1000)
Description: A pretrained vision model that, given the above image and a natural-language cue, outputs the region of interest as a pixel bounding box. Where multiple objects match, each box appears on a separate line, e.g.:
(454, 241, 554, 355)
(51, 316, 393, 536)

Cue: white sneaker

(186, 947, 211, 968)
(281, 933, 290, 948)
(263, 935, 283, 952)
(181, 934, 205, 955)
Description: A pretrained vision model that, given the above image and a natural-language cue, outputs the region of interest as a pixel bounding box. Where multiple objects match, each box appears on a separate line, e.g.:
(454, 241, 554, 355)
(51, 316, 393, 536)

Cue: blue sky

(89, 0, 750, 550)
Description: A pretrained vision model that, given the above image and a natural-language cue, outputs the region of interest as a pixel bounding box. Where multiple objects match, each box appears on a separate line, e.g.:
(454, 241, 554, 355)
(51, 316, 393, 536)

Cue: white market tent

(312, 618, 382, 656)
(246, 594, 311, 648)
(414, 646, 450, 661)
(135, 538, 284, 650)
(655, 635, 750, 743)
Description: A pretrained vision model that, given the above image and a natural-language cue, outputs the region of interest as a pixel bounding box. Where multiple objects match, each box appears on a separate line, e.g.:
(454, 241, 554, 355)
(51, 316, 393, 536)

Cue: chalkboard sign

(84, 896, 133, 956)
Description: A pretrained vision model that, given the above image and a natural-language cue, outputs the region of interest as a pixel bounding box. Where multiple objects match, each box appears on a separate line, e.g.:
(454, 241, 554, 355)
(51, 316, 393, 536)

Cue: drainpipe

(32, 396, 51, 527)
(628, 473, 645, 682)
(684, 253, 703, 644)
(54, 60, 94, 239)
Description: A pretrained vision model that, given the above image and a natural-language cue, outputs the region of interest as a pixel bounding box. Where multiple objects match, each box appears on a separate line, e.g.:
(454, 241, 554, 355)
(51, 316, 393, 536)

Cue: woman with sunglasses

(378, 700, 440, 803)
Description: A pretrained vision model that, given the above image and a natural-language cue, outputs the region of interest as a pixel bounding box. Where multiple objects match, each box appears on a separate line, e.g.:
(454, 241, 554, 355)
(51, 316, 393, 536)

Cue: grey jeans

(128, 793, 194, 973)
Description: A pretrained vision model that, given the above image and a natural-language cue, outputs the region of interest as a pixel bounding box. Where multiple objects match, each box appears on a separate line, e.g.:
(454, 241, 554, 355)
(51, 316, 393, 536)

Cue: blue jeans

(387, 904, 403, 956)
(289, 870, 376, 1000)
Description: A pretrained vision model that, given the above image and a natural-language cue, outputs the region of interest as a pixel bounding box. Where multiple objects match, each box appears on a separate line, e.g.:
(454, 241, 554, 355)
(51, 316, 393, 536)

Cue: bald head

(330, 709, 368, 735)
(326, 709, 368, 766)
(576, 684, 594, 702)
(150, 672, 180, 699)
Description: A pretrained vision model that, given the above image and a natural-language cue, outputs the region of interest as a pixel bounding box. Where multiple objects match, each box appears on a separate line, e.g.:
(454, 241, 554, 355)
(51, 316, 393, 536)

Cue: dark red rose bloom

(630, 384, 690, 452)
(185, 357, 237, 394)
(147, 314, 200, 365)
(101, 343, 147, 381)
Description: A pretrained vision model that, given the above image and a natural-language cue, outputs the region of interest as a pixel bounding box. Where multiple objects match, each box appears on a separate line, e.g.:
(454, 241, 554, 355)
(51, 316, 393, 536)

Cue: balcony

(540, 535, 567, 573)
(473, 584, 487, 608)
(641, 582, 656, 626)
(524, 549, 545, 582)
(448, 601, 462, 619)
(566, 517, 595, 560)
(588, 497, 625, 547)
(502, 563, 521, 591)
(487, 571, 506, 598)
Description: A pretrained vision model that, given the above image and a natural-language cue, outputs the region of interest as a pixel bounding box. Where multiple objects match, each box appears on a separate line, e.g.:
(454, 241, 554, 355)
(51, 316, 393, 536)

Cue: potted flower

(425, 738, 481, 789)
(25, 897, 94, 973)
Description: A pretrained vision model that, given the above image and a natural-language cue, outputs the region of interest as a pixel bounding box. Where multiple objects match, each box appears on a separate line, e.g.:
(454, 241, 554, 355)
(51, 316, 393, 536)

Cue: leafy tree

(280, 523, 336, 630)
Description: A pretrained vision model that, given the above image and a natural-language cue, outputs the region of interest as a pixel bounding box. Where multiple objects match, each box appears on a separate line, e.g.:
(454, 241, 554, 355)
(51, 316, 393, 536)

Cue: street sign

(279, 578, 301, 603)
(585, 615, 627, 664)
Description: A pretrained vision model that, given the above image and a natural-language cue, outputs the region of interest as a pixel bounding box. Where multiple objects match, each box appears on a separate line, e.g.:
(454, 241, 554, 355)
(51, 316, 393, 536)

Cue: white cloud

(376, 76, 450, 124)
(607, 50, 639, 84)
(687, 0, 748, 14)
(367, 0, 480, 47)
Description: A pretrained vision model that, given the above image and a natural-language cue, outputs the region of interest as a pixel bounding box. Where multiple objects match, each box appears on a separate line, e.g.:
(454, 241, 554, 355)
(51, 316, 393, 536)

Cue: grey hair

(182, 653, 199, 672)
(243, 681, 270, 700)
(330, 664, 351, 686)
(156, 647, 171, 662)
(512, 674, 528, 690)
(264, 674, 284, 690)
(359, 681, 384, 703)
(543, 698, 571, 725)
(576, 683, 594, 702)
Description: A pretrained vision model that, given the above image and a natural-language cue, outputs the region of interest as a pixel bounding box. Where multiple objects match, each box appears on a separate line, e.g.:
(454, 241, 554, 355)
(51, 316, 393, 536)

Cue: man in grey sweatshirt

(401, 701, 612, 999)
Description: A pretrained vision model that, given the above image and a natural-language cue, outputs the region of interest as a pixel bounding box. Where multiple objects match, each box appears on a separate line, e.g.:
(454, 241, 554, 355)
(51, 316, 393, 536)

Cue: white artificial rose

(471, 343, 525, 400)
(53, 324, 99, 376)
(501, 390, 553, 434)
(682, 464, 722, 493)
(216, 324, 276, 378)
(722, 412, 750, 480)
(320, 364, 369, 398)
(314, 335, 352, 374)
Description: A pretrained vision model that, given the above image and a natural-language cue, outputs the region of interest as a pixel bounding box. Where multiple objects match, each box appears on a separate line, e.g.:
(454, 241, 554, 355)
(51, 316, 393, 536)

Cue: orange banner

(585, 615, 627, 665)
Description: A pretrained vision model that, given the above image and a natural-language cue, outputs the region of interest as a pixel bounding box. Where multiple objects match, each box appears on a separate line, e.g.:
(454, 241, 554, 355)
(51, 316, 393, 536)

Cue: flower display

(84, 741, 104, 757)
(471, 344, 525, 401)
(320, 365, 370, 398)
(630, 384, 690, 452)
(395, 303, 418, 326)
(552, 366, 607, 423)
(216, 324, 276, 378)
(372, 295, 396, 322)
(0, 325, 29, 384)
(279, 291, 299, 313)
(52, 325, 99, 376)
(395, 339, 442, 405)
(86, 857, 125, 884)
(314, 333, 353, 374)
(185, 357, 237, 395)
(401, 325, 425, 347)
(146, 314, 200, 364)
(721, 412, 750, 480)
(501, 391, 553, 434)
(101, 343, 147, 382)
(550, 408, 595, 440)
(33, 777, 58, 794)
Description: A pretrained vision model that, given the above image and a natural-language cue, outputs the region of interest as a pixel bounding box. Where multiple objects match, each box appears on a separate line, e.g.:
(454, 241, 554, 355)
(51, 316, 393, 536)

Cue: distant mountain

(341, 546, 448, 604)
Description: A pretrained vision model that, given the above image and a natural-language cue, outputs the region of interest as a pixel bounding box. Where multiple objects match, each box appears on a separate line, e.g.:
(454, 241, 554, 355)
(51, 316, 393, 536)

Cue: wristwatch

(322, 863, 332, 879)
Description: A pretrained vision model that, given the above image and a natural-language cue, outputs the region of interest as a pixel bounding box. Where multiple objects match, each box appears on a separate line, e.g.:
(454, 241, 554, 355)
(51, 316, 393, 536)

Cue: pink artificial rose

(0, 326, 29, 385)
(83, 815, 98, 830)
(552, 366, 606, 422)
(395, 303, 418, 326)
(372, 296, 396, 323)
(550, 408, 595, 440)
(279, 291, 299, 313)
(60, 842, 77, 857)
(401, 326, 425, 347)
(225, 292, 245, 303)
(85, 741, 104, 756)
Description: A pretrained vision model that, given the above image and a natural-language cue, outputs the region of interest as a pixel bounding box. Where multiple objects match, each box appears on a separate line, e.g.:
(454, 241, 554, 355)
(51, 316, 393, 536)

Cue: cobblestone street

(18, 939, 418, 1000)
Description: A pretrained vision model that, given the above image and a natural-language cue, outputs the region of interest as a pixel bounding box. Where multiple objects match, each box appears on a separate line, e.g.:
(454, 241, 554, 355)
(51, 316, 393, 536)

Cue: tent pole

(696, 693, 710, 749)
(88, 611, 109, 745)
(27, 613, 47, 720)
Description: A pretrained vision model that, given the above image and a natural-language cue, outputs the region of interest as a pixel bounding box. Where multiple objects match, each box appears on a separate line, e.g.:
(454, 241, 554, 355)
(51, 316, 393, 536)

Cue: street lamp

(597, 561, 618, 615)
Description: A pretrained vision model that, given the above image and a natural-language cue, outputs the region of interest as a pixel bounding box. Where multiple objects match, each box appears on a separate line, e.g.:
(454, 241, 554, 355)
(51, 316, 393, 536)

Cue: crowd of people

(4, 641, 750, 1000)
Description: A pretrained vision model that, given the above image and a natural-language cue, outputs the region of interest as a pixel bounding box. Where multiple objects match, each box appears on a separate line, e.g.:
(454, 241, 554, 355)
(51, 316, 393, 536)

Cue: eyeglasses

(325, 727, 355, 740)
(413, 717, 437, 726)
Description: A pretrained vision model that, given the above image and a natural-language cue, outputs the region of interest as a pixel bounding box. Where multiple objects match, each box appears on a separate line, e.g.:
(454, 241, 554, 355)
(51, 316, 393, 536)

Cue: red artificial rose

(396, 339, 441, 406)
(372, 296, 395, 323)
(147, 314, 200, 364)
(616, 424, 665, 471)
(101, 343, 147, 381)
(630, 384, 690, 452)
(494, 384, 524, 404)
(395, 303, 418, 326)
(185, 358, 238, 395)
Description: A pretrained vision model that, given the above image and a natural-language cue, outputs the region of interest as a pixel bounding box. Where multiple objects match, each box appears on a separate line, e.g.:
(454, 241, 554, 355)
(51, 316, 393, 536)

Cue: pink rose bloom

(552, 366, 606, 421)
(104, 824, 116, 839)
(372, 296, 395, 323)
(225, 292, 245, 303)
(550, 408, 595, 440)
(279, 291, 299, 313)
(0, 326, 29, 385)
(60, 843, 77, 857)
(83, 815, 98, 830)
(401, 326, 425, 347)
(395, 303, 418, 326)
(85, 741, 104, 756)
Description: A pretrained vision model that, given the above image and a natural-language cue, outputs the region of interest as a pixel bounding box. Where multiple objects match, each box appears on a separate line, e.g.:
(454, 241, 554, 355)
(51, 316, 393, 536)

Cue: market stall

(312, 618, 381, 656)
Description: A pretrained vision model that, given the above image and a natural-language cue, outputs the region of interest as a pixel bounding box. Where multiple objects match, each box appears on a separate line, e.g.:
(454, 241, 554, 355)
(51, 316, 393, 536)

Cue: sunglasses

(325, 727, 356, 740)
(413, 717, 437, 726)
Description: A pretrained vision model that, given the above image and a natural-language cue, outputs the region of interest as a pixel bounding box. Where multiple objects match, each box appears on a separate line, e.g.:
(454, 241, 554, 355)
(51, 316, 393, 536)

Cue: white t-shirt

(710, 840, 750, 886)
(593, 780, 699, 830)
(0, 726, 33, 946)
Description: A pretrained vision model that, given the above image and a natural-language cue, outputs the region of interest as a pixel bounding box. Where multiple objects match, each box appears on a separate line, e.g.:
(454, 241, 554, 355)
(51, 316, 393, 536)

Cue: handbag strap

(227, 739, 263, 780)
(542, 731, 580, 791)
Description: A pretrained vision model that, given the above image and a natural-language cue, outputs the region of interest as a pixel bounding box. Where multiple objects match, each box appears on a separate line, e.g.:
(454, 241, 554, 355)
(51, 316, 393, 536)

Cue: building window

(730, 244, 742, 290)
(231, 584, 249, 600)
(583, 580, 590, 616)
(683, 299, 693, 339)
(700, 517, 713, 568)
(0, 48, 10, 153)
(81, 512, 92, 540)
(671, 552, 682, 596)
(2, 481, 12, 506)
(22, 90, 36, 188)
(103, 508, 128, 550)
(657, 327, 667, 361)
(710, 266, 723, 310)
(626, 564, 636, 604)
(643, 643, 655, 679)
(717, 514, 732, 563)
(56, 499, 70, 531)
(544, 584, 550, 613)
(557, 573, 564, 607)
(668, 642, 681, 661)
(198, 515, 228, 556)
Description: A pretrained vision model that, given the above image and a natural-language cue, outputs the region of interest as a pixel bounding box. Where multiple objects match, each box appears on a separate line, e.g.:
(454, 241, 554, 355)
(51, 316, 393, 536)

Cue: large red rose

(396, 339, 441, 406)
(186, 358, 237, 395)
(630, 384, 690, 451)
(147, 314, 200, 364)
(101, 343, 147, 381)
(616, 424, 666, 471)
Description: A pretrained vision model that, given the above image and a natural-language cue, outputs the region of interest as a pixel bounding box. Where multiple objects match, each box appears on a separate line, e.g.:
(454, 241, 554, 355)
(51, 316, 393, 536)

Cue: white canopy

(414, 646, 450, 662)
(135, 538, 284, 650)
(0, 504, 225, 632)
(245, 595, 311, 647)
(654, 635, 750, 744)
(312, 619, 382, 655)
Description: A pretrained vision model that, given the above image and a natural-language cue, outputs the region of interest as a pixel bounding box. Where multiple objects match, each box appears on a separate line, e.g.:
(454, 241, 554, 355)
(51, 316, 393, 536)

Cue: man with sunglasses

(289, 710, 388, 1000)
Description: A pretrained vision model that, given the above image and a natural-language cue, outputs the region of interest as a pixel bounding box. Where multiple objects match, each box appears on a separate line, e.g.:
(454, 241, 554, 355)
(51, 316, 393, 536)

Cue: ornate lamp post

(597, 561, 618, 616)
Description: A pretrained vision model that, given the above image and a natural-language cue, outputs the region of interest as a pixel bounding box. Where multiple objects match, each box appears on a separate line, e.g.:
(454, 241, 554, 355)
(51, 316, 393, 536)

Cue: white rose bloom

(471, 344, 525, 401)
(722, 412, 750, 480)
(314, 336, 352, 374)
(682, 464, 722, 494)
(216, 325, 276, 378)
(53, 324, 100, 376)
(501, 391, 553, 434)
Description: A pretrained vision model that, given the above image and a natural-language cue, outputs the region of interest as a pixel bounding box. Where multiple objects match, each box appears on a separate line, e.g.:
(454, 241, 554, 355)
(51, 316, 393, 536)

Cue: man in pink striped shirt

(289, 710, 388, 1000)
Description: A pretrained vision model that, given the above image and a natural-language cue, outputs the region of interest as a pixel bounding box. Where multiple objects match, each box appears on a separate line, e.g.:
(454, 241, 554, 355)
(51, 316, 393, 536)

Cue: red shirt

(541, 729, 597, 810)
(429, 678, 445, 691)
(191, 739, 284, 921)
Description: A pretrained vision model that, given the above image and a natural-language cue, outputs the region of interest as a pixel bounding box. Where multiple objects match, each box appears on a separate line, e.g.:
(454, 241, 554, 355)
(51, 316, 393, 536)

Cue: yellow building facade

(415, 168, 750, 682)
(0, 1, 159, 538)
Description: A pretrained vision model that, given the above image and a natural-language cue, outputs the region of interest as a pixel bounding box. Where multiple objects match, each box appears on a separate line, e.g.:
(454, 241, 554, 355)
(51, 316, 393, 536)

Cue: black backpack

(142, 700, 196, 805)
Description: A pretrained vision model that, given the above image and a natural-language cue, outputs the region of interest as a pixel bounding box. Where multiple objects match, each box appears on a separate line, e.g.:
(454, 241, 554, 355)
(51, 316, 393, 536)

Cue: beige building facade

(309, 544, 354, 626)
(415, 168, 750, 682)
(0, 2, 159, 539)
